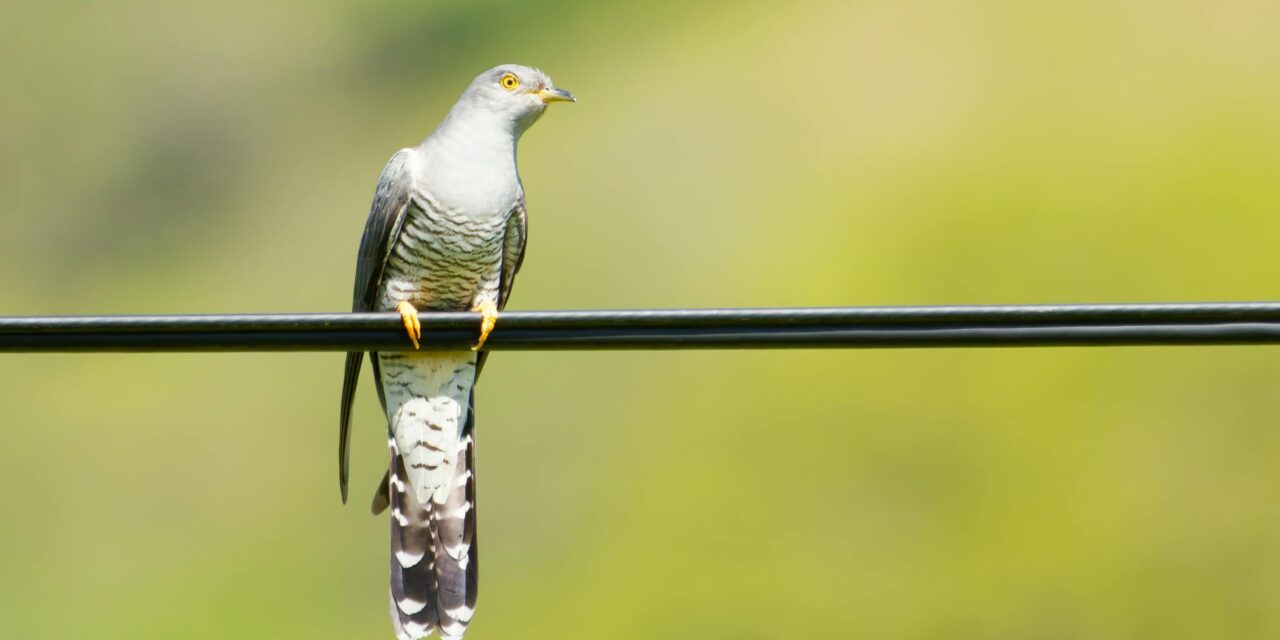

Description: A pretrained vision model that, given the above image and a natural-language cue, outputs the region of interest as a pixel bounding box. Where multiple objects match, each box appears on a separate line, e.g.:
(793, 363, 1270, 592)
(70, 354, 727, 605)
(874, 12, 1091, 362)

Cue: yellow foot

(396, 301, 421, 349)
(471, 300, 499, 351)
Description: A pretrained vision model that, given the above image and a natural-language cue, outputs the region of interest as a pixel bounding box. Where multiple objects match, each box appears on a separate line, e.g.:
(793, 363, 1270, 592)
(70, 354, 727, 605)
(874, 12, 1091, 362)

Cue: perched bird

(339, 65, 574, 640)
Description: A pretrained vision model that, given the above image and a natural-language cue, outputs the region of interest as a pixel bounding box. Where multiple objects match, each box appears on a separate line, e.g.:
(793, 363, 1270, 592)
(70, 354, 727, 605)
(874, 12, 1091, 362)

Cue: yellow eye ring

(499, 73, 520, 91)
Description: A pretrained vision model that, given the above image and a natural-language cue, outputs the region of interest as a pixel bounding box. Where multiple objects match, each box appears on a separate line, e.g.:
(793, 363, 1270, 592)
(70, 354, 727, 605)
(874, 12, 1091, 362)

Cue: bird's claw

(471, 301, 498, 351)
(397, 301, 421, 349)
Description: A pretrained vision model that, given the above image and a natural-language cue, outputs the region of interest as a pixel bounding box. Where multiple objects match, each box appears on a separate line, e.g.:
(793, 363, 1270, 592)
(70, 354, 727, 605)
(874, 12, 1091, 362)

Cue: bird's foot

(396, 301, 422, 350)
(471, 300, 499, 351)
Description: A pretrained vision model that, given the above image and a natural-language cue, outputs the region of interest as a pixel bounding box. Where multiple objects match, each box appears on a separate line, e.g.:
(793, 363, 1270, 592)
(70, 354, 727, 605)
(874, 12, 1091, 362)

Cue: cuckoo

(338, 64, 574, 640)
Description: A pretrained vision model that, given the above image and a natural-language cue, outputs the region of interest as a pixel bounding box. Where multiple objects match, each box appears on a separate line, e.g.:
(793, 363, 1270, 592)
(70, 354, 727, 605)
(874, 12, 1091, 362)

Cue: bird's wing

(474, 196, 529, 381)
(339, 148, 414, 503)
(497, 195, 529, 311)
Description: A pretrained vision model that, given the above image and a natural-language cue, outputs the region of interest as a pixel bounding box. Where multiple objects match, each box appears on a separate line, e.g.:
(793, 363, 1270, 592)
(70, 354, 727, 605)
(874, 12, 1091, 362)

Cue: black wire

(3, 304, 1280, 352)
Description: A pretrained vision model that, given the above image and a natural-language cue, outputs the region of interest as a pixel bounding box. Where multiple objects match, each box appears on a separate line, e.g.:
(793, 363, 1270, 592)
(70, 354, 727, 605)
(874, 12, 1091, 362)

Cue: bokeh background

(3, 0, 1280, 638)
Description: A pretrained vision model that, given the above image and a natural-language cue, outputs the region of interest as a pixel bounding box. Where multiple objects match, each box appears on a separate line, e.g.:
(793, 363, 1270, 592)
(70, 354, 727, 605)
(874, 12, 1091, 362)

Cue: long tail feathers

(388, 432, 478, 640)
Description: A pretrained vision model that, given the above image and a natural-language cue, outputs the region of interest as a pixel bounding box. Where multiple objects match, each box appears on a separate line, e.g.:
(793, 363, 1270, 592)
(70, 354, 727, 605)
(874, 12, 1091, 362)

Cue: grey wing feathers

(475, 197, 529, 380)
(497, 196, 528, 310)
(340, 149, 415, 503)
(352, 149, 415, 311)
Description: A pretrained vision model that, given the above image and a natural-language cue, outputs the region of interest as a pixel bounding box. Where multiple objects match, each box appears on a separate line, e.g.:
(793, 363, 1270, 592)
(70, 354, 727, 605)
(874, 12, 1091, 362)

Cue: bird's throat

(418, 113, 522, 217)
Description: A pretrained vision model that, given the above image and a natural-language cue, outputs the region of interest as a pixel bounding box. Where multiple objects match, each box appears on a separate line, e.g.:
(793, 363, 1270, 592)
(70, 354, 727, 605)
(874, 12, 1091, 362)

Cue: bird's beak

(537, 87, 576, 104)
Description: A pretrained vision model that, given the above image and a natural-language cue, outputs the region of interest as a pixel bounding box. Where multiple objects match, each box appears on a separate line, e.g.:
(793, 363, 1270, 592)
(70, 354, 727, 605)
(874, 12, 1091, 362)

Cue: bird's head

(453, 64, 575, 136)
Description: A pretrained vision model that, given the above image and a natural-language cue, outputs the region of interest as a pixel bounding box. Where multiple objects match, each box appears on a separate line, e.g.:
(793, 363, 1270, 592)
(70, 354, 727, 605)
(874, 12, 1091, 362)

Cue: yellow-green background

(3, 0, 1280, 637)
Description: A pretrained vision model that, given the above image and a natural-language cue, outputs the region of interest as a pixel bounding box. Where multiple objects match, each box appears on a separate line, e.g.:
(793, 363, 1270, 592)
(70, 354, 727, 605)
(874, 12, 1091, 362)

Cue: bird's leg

(396, 301, 422, 350)
(471, 300, 499, 351)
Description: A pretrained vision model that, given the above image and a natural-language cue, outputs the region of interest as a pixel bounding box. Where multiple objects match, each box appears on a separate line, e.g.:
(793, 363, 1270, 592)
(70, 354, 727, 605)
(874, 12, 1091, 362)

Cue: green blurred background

(3, 0, 1280, 637)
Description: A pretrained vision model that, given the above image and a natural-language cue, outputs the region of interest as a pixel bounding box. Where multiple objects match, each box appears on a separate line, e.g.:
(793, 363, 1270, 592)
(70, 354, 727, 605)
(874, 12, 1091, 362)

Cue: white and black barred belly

(378, 196, 509, 313)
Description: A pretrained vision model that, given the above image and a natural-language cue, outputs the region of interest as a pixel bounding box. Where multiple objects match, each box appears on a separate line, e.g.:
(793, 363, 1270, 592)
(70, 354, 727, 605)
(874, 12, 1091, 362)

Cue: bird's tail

(387, 428, 478, 640)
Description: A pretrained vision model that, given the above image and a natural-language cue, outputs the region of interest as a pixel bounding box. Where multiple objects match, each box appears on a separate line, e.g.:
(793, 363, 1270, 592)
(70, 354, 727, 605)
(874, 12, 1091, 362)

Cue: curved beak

(537, 87, 576, 104)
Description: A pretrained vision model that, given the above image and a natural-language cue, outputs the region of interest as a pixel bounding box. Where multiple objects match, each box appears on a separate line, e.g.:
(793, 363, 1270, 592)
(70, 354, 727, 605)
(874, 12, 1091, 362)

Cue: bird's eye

(499, 73, 520, 91)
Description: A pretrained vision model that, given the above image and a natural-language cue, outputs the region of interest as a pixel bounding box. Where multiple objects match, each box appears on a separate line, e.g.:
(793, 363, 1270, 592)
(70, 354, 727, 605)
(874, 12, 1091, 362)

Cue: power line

(4, 303, 1280, 352)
